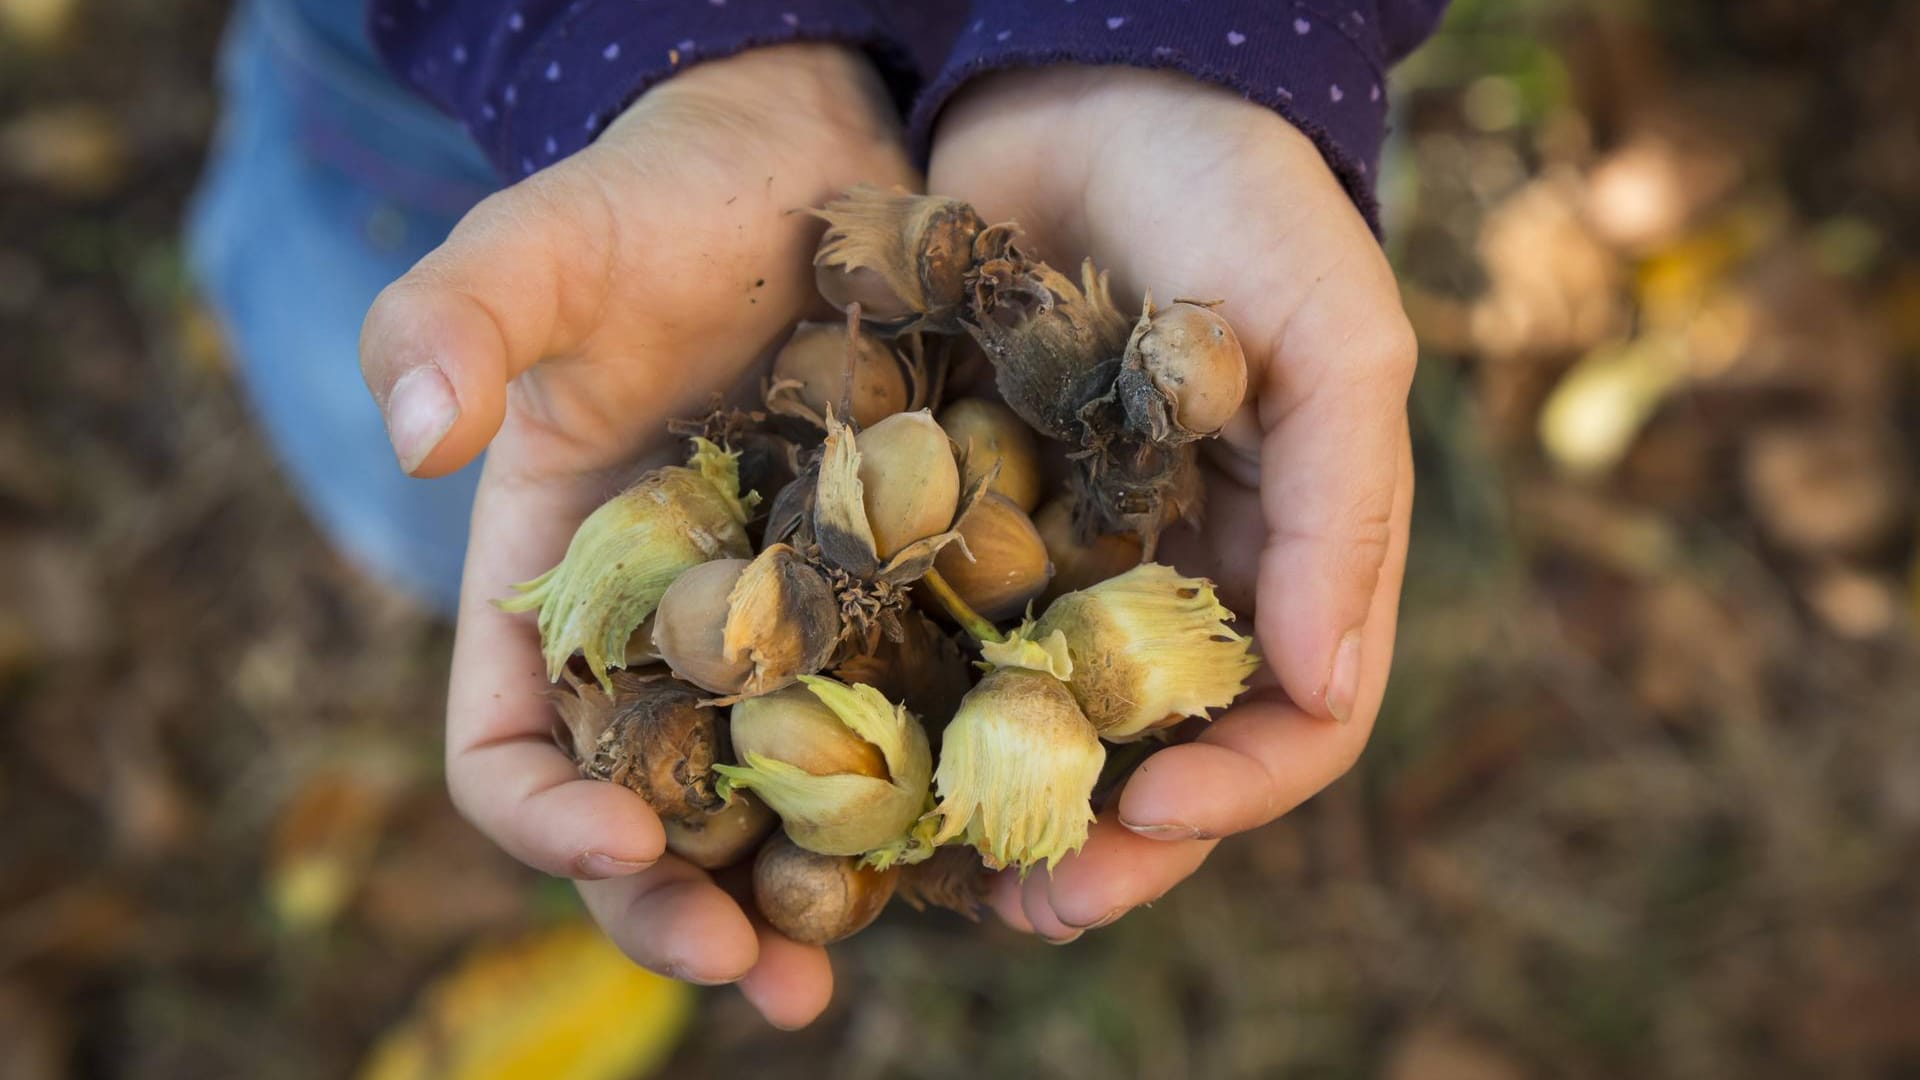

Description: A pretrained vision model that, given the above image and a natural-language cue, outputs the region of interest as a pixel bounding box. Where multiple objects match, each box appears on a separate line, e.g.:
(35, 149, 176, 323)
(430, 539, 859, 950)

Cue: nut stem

(919, 568, 1004, 644)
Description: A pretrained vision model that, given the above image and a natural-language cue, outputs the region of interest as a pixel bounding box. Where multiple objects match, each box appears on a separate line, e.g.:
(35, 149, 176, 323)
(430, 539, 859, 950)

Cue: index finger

(444, 455, 666, 877)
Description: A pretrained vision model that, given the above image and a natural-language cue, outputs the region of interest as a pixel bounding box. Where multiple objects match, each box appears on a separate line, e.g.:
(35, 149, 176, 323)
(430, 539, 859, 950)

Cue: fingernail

(1120, 820, 1204, 841)
(1062, 907, 1126, 931)
(386, 366, 458, 474)
(1044, 929, 1084, 946)
(577, 851, 652, 878)
(1327, 629, 1363, 724)
(663, 962, 742, 987)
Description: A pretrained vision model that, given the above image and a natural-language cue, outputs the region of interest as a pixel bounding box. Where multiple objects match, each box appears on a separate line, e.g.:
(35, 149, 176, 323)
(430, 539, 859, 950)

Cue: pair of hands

(359, 44, 1414, 1029)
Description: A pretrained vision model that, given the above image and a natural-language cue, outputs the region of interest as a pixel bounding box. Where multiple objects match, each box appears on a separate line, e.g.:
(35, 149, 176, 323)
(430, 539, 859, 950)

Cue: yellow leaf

(359, 921, 692, 1080)
(1538, 335, 1688, 477)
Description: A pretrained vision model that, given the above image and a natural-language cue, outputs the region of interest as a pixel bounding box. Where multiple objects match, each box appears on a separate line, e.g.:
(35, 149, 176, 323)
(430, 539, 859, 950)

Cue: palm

(929, 67, 1415, 939)
(361, 45, 916, 1026)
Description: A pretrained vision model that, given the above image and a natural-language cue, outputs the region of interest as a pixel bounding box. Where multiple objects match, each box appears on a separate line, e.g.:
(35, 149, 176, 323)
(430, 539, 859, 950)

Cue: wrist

(621, 43, 903, 151)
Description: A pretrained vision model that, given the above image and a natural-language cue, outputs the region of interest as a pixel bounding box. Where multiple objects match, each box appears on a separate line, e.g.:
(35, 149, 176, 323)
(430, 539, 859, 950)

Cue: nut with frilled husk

(753, 832, 898, 945)
(664, 792, 777, 870)
(852, 410, 961, 560)
(930, 666, 1105, 872)
(499, 439, 755, 688)
(931, 492, 1052, 622)
(939, 397, 1043, 512)
(717, 677, 934, 867)
(550, 670, 725, 822)
(767, 319, 909, 429)
(990, 563, 1258, 742)
(813, 186, 983, 332)
(1113, 299, 1248, 444)
(652, 548, 840, 700)
(1033, 496, 1143, 599)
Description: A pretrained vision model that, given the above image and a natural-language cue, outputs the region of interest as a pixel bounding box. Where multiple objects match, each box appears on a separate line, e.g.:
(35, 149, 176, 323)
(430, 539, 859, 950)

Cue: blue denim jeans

(188, 0, 497, 615)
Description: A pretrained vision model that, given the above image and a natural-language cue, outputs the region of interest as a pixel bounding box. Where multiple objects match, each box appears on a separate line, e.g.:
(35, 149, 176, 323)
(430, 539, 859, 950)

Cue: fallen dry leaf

(357, 921, 692, 1080)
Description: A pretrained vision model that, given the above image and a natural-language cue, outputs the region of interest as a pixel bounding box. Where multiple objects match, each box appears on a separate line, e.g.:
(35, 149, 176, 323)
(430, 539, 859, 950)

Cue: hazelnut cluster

(504, 188, 1259, 946)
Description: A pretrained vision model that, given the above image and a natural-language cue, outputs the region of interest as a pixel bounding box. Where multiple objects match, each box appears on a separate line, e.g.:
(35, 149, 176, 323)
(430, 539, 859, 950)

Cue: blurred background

(3, 0, 1918, 1077)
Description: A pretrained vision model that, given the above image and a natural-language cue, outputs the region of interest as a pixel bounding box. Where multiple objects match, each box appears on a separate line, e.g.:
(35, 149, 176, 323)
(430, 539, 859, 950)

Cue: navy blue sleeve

(369, 1, 1448, 228)
(367, 0, 912, 181)
(907, 1, 1444, 232)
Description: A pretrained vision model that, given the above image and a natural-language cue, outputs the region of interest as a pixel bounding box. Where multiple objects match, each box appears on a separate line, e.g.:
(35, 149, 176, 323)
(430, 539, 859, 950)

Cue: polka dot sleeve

(908, 1, 1418, 234)
(367, 0, 915, 182)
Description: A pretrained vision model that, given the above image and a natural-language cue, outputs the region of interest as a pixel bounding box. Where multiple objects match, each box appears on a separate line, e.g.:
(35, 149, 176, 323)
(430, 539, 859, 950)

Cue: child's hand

(358, 44, 915, 1029)
(929, 66, 1416, 941)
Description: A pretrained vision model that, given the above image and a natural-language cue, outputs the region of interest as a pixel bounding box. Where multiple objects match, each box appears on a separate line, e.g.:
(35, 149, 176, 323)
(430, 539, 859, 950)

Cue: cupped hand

(928, 66, 1416, 941)
(358, 44, 917, 1028)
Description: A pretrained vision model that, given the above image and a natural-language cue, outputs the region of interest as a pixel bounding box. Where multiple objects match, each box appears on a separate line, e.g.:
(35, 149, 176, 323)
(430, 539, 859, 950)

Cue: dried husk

(1068, 436, 1202, 558)
(1024, 563, 1258, 742)
(930, 492, 1053, 622)
(930, 667, 1105, 872)
(499, 439, 756, 688)
(717, 544, 842, 699)
(1033, 496, 1143, 599)
(1113, 298, 1248, 443)
(831, 611, 974, 733)
(896, 846, 990, 921)
(939, 397, 1044, 512)
(766, 320, 909, 429)
(812, 186, 984, 332)
(664, 792, 777, 870)
(963, 234, 1133, 442)
(752, 832, 898, 945)
(717, 677, 935, 867)
(550, 670, 725, 821)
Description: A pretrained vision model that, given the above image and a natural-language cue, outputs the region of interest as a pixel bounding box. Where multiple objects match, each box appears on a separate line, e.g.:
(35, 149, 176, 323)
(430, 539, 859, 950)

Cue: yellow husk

(715, 677, 934, 866)
(930, 668, 1105, 873)
(497, 440, 755, 690)
(1032, 563, 1259, 741)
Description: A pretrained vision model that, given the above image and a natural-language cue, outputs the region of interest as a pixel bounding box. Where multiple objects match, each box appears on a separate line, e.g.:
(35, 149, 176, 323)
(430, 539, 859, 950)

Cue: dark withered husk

(1067, 435, 1201, 559)
(813, 186, 984, 333)
(551, 670, 725, 821)
(832, 609, 975, 734)
(961, 226, 1133, 442)
(719, 543, 844, 699)
(667, 404, 799, 514)
(896, 846, 990, 921)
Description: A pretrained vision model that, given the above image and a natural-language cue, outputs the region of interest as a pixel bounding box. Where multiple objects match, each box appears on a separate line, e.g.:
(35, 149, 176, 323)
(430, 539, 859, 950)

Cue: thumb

(359, 169, 612, 477)
(1255, 272, 1417, 726)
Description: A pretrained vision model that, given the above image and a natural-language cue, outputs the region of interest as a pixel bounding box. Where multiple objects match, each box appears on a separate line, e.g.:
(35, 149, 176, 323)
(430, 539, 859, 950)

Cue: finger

(359, 164, 616, 477)
(1038, 812, 1218, 931)
(446, 460, 659, 874)
(447, 738, 664, 876)
(578, 857, 760, 985)
(1254, 272, 1416, 725)
(1120, 430, 1413, 838)
(737, 918, 836, 1030)
(988, 871, 1036, 934)
(1020, 873, 1082, 944)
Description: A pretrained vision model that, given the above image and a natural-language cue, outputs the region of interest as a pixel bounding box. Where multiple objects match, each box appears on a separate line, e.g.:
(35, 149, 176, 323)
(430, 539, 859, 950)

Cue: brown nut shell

(1120, 301, 1248, 441)
(664, 792, 777, 870)
(752, 832, 898, 945)
(1034, 497, 1145, 599)
(652, 559, 754, 695)
(938, 397, 1044, 513)
(855, 411, 960, 559)
(771, 321, 908, 429)
(931, 492, 1052, 622)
